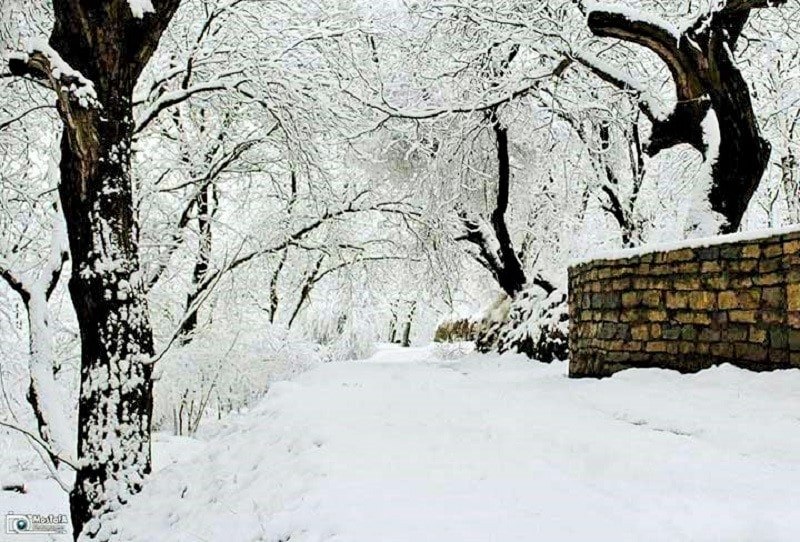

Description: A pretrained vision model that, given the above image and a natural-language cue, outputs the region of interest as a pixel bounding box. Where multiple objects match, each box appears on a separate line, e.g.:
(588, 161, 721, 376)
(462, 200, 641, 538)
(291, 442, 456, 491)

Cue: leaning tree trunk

(10, 1, 180, 539)
(586, 0, 786, 233)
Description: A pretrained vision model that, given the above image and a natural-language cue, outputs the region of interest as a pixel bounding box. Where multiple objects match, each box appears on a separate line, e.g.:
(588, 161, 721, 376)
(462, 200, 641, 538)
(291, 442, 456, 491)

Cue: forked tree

(582, 0, 787, 233)
(9, 0, 180, 539)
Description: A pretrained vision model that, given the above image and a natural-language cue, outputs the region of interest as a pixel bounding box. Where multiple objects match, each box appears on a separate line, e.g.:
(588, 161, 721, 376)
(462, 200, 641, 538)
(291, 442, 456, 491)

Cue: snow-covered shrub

(433, 288, 568, 363)
(302, 301, 377, 361)
(475, 288, 568, 362)
(153, 324, 320, 435)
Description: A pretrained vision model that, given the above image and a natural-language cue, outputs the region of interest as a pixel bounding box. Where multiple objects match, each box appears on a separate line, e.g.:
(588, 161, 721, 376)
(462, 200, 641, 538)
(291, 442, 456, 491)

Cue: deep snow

(4, 344, 800, 541)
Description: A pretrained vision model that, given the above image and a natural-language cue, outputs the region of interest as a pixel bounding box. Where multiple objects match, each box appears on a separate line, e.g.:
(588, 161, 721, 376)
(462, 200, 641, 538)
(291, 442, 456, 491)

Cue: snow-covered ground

(4, 344, 800, 541)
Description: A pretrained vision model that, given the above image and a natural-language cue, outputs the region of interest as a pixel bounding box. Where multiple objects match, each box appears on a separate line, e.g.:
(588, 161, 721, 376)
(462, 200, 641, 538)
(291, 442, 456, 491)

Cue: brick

(734, 343, 768, 362)
(642, 291, 662, 307)
(762, 310, 785, 325)
(729, 310, 757, 323)
(730, 259, 757, 273)
(720, 246, 741, 259)
(788, 284, 800, 312)
(718, 291, 739, 310)
(632, 278, 651, 290)
(674, 312, 712, 325)
(696, 246, 720, 261)
(754, 273, 782, 286)
(721, 326, 748, 342)
(645, 341, 668, 353)
(689, 291, 716, 310)
(665, 291, 689, 309)
(759, 259, 781, 273)
(711, 343, 733, 357)
(611, 278, 631, 290)
(651, 265, 674, 276)
(621, 341, 643, 352)
(784, 240, 800, 255)
(764, 244, 783, 258)
(749, 327, 768, 344)
(730, 276, 754, 288)
(742, 244, 760, 258)
(647, 310, 668, 322)
(703, 274, 729, 289)
(680, 325, 698, 341)
(762, 287, 785, 309)
(698, 328, 721, 342)
(770, 327, 789, 349)
(674, 262, 700, 274)
(631, 325, 649, 341)
(667, 249, 695, 262)
(622, 292, 641, 308)
(790, 330, 800, 351)
(770, 349, 789, 365)
(674, 277, 701, 290)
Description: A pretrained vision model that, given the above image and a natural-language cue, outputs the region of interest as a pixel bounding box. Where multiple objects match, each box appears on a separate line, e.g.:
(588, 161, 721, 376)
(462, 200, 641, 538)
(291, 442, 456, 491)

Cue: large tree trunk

(59, 95, 158, 540)
(586, 0, 786, 233)
(10, 2, 180, 539)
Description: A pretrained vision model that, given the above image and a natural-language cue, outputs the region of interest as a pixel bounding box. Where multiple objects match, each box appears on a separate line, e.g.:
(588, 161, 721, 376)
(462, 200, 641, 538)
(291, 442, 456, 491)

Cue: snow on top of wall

(128, 0, 155, 18)
(570, 223, 800, 267)
(584, 2, 681, 42)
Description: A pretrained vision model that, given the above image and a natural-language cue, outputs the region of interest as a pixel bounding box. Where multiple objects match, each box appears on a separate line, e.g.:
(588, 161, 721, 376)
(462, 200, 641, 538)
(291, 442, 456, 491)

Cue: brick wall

(568, 230, 800, 378)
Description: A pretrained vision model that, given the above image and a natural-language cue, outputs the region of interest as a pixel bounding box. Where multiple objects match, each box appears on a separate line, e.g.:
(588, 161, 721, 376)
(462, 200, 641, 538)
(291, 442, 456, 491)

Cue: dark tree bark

(9, 1, 180, 539)
(180, 182, 216, 342)
(586, 0, 787, 233)
(457, 46, 555, 299)
(286, 254, 325, 330)
(401, 301, 416, 348)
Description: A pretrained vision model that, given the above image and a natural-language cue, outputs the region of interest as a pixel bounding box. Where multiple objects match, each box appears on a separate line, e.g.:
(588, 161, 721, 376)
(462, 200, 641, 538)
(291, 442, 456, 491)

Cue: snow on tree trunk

(8, 2, 181, 539)
(25, 289, 73, 470)
(61, 102, 157, 541)
(585, 0, 787, 233)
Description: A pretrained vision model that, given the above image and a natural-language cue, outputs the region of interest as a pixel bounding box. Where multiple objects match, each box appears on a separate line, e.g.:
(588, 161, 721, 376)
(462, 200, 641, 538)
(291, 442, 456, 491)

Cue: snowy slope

(6, 345, 800, 541)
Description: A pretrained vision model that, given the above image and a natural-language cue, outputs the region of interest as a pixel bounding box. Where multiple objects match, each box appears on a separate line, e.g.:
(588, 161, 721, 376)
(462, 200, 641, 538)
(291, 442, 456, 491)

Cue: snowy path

(9, 345, 800, 541)
(112, 345, 800, 541)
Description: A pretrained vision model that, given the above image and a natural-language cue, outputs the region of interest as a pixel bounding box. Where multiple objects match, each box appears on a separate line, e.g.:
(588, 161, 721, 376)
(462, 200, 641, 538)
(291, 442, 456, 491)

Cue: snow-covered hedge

(435, 287, 569, 363)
